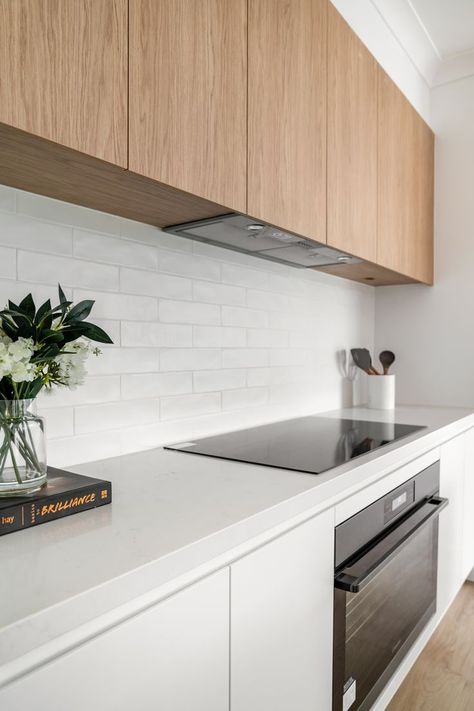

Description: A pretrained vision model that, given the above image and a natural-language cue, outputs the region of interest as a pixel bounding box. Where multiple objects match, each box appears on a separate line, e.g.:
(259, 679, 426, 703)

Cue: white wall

(375, 74, 474, 408)
(331, 0, 431, 122)
(0, 186, 374, 466)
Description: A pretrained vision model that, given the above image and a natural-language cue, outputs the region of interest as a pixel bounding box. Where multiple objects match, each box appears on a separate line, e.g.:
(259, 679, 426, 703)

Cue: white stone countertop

(1, 405, 473, 683)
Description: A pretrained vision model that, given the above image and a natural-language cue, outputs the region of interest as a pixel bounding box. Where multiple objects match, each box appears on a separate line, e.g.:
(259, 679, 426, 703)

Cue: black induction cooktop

(166, 417, 425, 475)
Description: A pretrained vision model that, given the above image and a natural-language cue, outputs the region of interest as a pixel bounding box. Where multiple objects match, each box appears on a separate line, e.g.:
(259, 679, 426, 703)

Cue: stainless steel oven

(332, 461, 447, 711)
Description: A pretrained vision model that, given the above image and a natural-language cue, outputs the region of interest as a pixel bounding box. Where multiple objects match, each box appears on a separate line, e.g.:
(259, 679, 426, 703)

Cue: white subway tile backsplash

(268, 310, 306, 330)
(120, 268, 192, 300)
(193, 369, 246, 393)
(121, 321, 192, 348)
(222, 349, 269, 369)
(0, 247, 16, 279)
(74, 229, 158, 270)
(87, 348, 159, 374)
(247, 289, 290, 312)
(159, 299, 220, 325)
(247, 366, 298, 387)
(193, 280, 245, 306)
(160, 393, 221, 421)
(221, 263, 269, 290)
(160, 249, 220, 282)
(17, 190, 123, 235)
(73, 289, 158, 321)
(222, 387, 268, 411)
(75, 398, 159, 434)
(38, 407, 74, 438)
(120, 220, 192, 253)
(160, 349, 221, 371)
(0, 185, 375, 467)
(47, 431, 123, 467)
(247, 329, 288, 348)
(193, 326, 246, 348)
(222, 305, 268, 328)
(18, 251, 119, 291)
(270, 348, 312, 367)
(0, 213, 72, 255)
(0, 185, 15, 212)
(38, 376, 121, 408)
(122, 372, 192, 399)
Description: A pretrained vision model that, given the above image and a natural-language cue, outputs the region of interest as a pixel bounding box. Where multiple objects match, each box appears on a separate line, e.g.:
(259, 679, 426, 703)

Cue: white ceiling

(371, 0, 474, 86)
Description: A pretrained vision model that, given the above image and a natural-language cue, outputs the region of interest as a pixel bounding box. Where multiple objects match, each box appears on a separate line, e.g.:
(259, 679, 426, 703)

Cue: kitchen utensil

(351, 348, 378, 375)
(361, 348, 380, 375)
(379, 350, 395, 375)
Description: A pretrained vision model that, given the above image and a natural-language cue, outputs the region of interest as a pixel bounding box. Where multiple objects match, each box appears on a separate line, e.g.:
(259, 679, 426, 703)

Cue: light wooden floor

(387, 582, 474, 711)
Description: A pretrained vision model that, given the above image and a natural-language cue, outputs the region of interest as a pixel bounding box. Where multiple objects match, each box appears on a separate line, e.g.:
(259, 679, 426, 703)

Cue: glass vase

(0, 399, 47, 496)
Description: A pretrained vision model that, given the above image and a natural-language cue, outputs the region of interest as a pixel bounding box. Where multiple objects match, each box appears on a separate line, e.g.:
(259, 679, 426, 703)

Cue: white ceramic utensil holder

(367, 374, 395, 410)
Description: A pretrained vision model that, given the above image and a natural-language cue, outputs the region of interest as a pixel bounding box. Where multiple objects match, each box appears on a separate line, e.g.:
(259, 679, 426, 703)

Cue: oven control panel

(383, 481, 415, 525)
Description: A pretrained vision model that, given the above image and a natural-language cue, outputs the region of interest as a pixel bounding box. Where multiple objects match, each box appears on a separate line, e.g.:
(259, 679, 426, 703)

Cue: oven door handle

(334, 495, 448, 593)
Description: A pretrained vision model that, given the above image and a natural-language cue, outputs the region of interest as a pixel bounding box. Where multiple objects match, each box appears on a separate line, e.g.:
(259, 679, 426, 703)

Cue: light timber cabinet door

(327, 5, 377, 261)
(0, 570, 230, 711)
(378, 69, 434, 283)
(248, 0, 327, 242)
(129, 0, 247, 213)
(231, 510, 334, 711)
(0, 0, 127, 167)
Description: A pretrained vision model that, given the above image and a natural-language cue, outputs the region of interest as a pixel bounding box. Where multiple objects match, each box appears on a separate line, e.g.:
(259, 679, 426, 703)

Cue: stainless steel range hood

(164, 213, 362, 269)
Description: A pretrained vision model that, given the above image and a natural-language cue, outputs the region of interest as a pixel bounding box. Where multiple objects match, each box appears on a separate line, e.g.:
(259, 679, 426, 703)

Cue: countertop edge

(1, 407, 473, 686)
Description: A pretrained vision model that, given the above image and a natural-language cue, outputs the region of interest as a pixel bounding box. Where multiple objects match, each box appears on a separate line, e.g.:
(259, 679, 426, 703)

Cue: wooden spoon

(379, 350, 395, 375)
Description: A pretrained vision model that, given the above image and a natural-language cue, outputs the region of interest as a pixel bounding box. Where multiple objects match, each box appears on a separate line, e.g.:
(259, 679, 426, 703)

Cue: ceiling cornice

(433, 48, 474, 87)
(371, 0, 474, 88)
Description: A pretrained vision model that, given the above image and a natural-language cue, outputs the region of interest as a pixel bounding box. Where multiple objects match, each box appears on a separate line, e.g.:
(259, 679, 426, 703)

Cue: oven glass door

(333, 502, 443, 711)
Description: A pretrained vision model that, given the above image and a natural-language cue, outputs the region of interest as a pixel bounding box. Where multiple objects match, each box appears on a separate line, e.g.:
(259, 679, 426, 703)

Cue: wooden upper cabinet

(378, 69, 434, 284)
(0, 0, 127, 167)
(327, 5, 377, 262)
(247, 0, 327, 242)
(129, 0, 247, 214)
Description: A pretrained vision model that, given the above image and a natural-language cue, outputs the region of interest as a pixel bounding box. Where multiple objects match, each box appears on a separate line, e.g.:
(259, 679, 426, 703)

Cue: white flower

(0, 336, 36, 383)
(0, 328, 11, 346)
(8, 337, 34, 362)
(10, 360, 36, 383)
(0, 342, 12, 380)
(56, 340, 91, 390)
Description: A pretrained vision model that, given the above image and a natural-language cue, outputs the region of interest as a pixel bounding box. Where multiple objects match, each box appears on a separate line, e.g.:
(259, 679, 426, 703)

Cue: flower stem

(5, 427, 23, 486)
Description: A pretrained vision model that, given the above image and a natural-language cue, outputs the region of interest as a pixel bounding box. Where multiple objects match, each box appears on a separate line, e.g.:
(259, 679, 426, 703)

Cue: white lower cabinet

(230, 509, 335, 711)
(463, 427, 474, 579)
(0, 569, 229, 711)
(438, 433, 467, 615)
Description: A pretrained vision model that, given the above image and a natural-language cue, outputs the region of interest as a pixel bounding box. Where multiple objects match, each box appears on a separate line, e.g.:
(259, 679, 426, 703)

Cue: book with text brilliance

(0, 467, 112, 536)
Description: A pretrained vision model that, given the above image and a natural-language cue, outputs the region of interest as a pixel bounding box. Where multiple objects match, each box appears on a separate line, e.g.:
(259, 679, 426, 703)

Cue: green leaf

(58, 284, 68, 305)
(21, 377, 44, 400)
(0, 309, 34, 338)
(19, 293, 36, 319)
(60, 323, 86, 338)
(40, 330, 65, 345)
(64, 300, 94, 323)
(81, 322, 113, 344)
(35, 299, 52, 325)
(0, 318, 16, 339)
